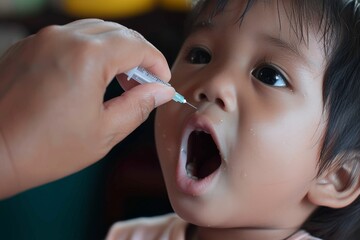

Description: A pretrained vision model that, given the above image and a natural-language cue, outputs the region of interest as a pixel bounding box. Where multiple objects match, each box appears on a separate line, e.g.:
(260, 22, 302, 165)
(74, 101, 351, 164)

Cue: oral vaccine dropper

(125, 66, 197, 109)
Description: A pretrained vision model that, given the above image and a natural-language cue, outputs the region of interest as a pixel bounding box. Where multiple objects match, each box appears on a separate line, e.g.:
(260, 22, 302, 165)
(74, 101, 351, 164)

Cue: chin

(166, 187, 228, 228)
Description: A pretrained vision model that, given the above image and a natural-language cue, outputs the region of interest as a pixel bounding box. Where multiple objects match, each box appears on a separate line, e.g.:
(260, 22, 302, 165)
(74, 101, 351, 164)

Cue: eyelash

(184, 46, 290, 89)
(251, 62, 289, 88)
(185, 46, 212, 64)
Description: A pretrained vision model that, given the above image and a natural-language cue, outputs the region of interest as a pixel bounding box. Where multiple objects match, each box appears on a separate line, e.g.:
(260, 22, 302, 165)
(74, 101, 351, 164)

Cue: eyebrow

(189, 21, 306, 63)
(259, 34, 304, 60)
(189, 20, 215, 34)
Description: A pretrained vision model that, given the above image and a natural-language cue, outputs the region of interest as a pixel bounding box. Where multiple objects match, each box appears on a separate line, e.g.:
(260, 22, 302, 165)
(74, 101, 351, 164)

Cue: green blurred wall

(0, 160, 108, 240)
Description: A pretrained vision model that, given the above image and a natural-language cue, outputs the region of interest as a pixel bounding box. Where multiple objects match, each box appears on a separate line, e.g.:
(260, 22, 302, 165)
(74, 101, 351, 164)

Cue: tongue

(187, 131, 221, 179)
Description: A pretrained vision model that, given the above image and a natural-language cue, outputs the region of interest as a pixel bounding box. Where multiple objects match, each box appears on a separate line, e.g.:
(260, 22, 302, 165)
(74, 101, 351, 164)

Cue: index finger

(95, 26, 171, 86)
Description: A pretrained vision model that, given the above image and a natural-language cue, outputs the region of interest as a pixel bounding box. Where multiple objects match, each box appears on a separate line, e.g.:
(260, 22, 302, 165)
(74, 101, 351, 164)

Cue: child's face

(155, 0, 326, 230)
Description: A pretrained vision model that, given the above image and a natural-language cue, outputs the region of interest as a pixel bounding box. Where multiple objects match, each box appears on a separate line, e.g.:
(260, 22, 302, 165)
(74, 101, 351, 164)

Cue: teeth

(189, 175, 199, 180)
(186, 161, 198, 180)
(186, 161, 195, 175)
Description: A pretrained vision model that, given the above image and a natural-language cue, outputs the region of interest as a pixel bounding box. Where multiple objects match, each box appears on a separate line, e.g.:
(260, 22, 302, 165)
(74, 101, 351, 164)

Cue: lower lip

(175, 150, 220, 196)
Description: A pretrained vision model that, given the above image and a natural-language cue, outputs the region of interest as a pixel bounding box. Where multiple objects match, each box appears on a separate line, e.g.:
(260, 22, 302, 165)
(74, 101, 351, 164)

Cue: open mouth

(186, 131, 222, 180)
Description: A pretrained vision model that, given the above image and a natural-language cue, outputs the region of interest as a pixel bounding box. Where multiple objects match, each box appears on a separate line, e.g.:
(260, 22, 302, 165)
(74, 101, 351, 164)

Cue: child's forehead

(186, 0, 328, 82)
(190, 0, 329, 49)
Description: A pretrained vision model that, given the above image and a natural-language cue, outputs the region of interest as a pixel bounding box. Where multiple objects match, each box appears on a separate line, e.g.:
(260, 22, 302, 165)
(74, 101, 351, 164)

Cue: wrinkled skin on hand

(0, 19, 174, 199)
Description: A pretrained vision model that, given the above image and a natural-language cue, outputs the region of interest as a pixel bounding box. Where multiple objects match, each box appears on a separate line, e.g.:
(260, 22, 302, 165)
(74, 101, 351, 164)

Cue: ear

(308, 152, 360, 209)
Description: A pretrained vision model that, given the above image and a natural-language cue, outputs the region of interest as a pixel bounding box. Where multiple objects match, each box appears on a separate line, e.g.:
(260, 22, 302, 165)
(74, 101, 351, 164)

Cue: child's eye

(185, 47, 211, 64)
(251, 65, 288, 88)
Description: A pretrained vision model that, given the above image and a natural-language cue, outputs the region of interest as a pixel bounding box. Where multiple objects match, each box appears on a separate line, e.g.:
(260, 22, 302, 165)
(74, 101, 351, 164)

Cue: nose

(193, 68, 237, 112)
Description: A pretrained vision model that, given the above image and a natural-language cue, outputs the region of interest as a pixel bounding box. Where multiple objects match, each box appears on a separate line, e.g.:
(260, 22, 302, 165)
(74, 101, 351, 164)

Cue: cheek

(261, 120, 320, 178)
(230, 112, 323, 202)
(155, 104, 182, 168)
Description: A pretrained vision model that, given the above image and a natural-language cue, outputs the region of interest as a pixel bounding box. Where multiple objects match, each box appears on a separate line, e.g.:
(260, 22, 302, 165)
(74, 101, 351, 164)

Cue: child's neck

(186, 224, 299, 240)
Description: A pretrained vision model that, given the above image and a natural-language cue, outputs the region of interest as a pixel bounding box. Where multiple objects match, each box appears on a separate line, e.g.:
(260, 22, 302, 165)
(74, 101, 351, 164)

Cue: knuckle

(103, 20, 126, 30)
(36, 25, 61, 39)
(114, 27, 146, 43)
(68, 37, 101, 64)
(76, 37, 101, 53)
(126, 28, 145, 41)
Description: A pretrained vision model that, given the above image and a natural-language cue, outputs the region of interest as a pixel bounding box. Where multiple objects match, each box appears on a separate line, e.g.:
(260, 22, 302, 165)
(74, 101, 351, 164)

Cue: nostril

(197, 93, 225, 109)
(198, 93, 208, 101)
(215, 98, 225, 109)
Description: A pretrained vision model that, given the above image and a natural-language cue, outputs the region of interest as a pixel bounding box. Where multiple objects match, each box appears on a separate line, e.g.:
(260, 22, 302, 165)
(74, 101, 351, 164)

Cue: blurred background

(0, 0, 190, 239)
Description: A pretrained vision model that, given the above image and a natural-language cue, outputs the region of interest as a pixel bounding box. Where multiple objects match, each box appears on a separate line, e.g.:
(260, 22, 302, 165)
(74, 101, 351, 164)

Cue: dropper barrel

(125, 66, 196, 109)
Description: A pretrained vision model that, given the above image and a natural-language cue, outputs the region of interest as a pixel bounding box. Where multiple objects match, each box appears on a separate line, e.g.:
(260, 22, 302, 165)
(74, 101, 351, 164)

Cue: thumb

(103, 83, 175, 145)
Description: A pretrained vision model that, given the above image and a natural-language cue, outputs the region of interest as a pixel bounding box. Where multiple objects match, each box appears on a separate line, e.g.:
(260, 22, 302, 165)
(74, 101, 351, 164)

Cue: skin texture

(155, 1, 328, 239)
(0, 19, 175, 199)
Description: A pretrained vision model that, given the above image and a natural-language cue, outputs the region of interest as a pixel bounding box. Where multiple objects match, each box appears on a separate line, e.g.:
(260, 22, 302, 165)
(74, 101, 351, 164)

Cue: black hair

(187, 0, 360, 239)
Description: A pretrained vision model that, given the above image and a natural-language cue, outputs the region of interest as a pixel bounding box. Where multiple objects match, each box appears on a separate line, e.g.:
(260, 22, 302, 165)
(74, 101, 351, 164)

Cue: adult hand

(0, 19, 174, 199)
